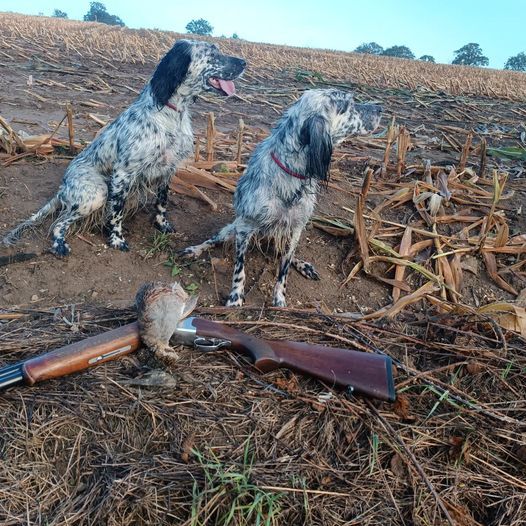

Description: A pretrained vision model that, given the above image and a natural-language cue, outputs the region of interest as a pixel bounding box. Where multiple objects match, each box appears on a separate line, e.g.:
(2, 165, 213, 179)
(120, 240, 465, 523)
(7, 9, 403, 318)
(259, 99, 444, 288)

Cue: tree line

(49, 6, 526, 72)
(355, 41, 525, 71)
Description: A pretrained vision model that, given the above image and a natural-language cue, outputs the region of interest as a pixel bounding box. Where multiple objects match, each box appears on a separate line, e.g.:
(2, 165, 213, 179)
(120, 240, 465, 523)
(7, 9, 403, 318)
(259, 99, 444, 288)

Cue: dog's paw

(108, 234, 129, 252)
(272, 295, 287, 308)
(177, 246, 201, 259)
(226, 292, 244, 307)
(51, 240, 71, 258)
(154, 219, 175, 234)
(294, 260, 320, 280)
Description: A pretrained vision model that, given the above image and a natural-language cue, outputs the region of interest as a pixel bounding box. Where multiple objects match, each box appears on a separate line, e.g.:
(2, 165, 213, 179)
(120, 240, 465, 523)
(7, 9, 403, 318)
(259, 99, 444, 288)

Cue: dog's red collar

(270, 152, 306, 180)
(165, 101, 179, 112)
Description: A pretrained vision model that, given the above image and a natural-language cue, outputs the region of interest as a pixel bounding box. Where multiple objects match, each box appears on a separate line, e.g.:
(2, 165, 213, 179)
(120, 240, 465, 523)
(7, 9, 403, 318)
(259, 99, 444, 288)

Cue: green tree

(83, 2, 124, 26)
(354, 42, 384, 55)
(185, 19, 213, 35)
(419, 55, 435, 63)
(504, 52, 526, 71)
(383, 45, 415, 59)
(452, 43, 488, 66)
(52, 9, 68, 18)
(232, 33, 240, 39)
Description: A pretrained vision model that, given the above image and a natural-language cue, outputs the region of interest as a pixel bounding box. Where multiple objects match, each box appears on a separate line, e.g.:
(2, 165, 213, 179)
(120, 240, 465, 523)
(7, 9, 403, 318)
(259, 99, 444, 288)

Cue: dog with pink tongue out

(3, 39, 246, 256)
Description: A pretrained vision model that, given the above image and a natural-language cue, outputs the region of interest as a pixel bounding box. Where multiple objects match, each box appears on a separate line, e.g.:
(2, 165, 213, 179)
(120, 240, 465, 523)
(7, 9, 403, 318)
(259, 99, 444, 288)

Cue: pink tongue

(218, 79, 236, 96)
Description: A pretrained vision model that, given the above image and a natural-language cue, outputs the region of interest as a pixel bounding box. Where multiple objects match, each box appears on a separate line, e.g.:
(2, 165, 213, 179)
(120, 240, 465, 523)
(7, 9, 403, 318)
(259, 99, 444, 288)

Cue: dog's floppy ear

(299, 115, 333, 181)
(151, 40, 192, 107)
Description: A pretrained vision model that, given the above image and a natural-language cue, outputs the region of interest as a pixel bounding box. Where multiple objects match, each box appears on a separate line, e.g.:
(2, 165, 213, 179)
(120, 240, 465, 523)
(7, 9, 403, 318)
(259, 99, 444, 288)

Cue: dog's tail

(2, 196, 60, 245)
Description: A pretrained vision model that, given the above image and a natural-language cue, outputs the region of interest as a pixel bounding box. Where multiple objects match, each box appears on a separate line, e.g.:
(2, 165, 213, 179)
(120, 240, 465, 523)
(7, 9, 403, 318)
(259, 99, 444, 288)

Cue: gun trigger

(194, 337, 231, 352)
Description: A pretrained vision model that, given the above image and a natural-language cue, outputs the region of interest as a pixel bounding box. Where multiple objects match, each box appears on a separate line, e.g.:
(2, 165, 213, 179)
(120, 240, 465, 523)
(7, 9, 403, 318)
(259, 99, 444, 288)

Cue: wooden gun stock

(192, 318, 396, 402)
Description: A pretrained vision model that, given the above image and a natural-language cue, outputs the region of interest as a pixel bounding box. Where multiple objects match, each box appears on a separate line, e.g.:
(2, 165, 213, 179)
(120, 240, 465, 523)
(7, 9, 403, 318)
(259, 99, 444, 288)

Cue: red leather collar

(270, 152, 306, 180)
(165, 101, 179, 112)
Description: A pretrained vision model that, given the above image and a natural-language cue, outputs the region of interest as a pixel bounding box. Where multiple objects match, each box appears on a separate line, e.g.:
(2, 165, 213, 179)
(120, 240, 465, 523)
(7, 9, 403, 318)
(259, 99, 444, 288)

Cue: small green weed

(144, 231, 171, 258)
(190, 439, 283, 526)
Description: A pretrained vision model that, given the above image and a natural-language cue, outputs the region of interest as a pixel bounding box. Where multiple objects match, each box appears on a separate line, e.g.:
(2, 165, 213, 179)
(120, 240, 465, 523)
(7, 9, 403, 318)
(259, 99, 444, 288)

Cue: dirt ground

(1, 58, 525, 312)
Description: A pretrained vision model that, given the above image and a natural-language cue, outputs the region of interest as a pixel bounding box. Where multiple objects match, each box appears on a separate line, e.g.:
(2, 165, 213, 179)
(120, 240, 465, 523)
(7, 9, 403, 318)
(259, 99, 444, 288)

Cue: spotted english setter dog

(181, 88, 382, 307)
(3, 40, 246, 256)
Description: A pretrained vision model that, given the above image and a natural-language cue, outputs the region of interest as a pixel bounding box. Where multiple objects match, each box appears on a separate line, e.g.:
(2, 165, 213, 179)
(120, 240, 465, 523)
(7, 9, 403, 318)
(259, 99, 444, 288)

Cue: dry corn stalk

(206, 112, 215, 162)
(194, 136, 201, 162)
(381, 116, 397, 177)
(0, 114, 27, 153)
(355, 168, 373, 272)
(478, 138, 487, 178)
(236, 118, 244, 165)
(66, 102, 74, 151)
(458, 131, 473, 172)
(396, 126, 411, 178)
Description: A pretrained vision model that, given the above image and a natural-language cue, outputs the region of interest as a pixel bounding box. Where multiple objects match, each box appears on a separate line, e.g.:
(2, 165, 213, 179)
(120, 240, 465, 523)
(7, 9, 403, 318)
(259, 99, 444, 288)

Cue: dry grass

(1, 305, 526, 525)
(1, 12, 525, 101)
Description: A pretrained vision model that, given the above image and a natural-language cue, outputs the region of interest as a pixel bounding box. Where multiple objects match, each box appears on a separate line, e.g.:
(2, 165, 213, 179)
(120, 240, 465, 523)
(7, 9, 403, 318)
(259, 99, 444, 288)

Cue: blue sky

(0, 0, 524, 68)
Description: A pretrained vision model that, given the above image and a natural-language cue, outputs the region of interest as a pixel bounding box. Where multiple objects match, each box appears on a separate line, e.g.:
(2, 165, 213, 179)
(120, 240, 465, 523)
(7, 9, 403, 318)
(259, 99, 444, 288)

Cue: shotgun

(0, 317, 396, 402)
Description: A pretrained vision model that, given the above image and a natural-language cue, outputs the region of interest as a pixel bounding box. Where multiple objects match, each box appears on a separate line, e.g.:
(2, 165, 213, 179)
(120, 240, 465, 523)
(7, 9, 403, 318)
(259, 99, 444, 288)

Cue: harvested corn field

(1, 12, 526, 526)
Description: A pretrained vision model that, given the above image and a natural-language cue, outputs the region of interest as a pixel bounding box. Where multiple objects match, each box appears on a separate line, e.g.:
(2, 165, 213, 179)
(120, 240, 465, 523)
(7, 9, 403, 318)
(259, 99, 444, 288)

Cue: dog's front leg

(272, 228, 302, 307)
(106, 170, 132, 251)
(226, 228, 253, 307)
(153, 181, 174, 233)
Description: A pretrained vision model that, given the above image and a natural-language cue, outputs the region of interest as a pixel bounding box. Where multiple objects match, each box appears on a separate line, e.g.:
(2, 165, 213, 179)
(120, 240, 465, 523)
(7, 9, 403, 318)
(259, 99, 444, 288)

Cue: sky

(0, 0, 524, 68)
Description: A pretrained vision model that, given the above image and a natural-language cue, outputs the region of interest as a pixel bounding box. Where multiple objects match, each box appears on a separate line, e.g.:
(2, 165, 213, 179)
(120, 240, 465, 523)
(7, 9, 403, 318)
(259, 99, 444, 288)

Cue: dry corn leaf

(170, 176, 218, 211)
(341, 260, 363, 287)
(477, 302, 526, 337)
(373, 186, 412, 215)
(364, 281, 439, 319)
(495, 222, 510, 248)
(408, 239, 434, 257)
(372, 275, 412, 292)
(312, 216, 354, 237)
(355, 169, 372, 272)
(393, 227, 412, 302)
(437, 170, 452, 201)
(450, 253, 464, 293)
(369, 238, 401, 257)
(176, 164, 236, 192)
(369, 255, 442, 284)
(482, 252, 518, 295)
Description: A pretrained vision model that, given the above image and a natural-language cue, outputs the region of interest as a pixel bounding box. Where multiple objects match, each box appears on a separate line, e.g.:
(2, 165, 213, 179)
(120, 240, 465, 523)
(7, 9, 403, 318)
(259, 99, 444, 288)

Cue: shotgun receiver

(0, 317, 396, 402)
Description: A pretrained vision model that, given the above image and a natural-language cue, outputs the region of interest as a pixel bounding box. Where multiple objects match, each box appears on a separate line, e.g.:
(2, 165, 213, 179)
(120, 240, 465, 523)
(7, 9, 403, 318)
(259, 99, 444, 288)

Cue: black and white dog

(3, 40, 246, 256)
(181, 89, 382, 307)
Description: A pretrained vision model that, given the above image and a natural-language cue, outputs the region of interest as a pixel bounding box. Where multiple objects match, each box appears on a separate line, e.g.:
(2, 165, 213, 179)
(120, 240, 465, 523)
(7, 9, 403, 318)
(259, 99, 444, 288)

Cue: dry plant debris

(0, 304, 525, 525)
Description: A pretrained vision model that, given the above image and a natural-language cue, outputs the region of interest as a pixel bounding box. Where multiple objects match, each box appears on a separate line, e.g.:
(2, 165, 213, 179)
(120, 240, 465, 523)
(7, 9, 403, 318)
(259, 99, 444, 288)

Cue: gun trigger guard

(194, 337, 231, 352)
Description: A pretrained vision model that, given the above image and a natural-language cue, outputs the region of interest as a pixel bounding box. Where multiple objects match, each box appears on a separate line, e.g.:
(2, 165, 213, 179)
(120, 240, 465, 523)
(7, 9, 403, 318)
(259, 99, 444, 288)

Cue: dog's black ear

(151, 40, 192, 107)
(299, 115, 333, 181)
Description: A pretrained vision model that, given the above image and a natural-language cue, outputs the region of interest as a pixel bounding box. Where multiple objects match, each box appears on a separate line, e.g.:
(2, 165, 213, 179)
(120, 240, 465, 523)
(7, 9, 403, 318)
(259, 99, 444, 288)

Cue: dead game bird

(135, 281, 198, 363)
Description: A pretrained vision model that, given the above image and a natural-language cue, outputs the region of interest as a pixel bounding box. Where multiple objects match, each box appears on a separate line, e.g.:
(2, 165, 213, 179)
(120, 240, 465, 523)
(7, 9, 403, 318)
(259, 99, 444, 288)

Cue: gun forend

(174, 317, 396, 402)
(0, 322, 141, 390)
